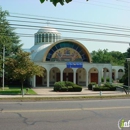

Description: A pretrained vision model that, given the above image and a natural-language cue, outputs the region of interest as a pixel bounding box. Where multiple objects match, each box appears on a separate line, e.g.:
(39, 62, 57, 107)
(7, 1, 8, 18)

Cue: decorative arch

(89, 67, 98, 84)
(43, 39, 92, 62)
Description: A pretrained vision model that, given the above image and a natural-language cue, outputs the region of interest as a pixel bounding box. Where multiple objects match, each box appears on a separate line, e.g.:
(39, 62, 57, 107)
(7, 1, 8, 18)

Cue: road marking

(1, 106, 130, 113)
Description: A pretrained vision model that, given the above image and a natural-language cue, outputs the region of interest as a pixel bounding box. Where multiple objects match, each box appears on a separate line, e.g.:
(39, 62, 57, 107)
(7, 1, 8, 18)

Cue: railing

(115, 85, 130, 95)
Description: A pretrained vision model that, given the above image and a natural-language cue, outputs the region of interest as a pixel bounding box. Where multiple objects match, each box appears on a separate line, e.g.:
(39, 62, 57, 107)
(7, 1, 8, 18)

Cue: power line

(9, 23, 130, 38)
(9, 12, 130, 30)
(8, 15, 130, 32)
(1, 32, 129, 44)
(8, 19, 130, 33)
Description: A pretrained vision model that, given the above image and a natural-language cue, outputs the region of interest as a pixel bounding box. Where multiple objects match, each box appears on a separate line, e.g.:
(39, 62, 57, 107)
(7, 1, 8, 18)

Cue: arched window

(49, 33, 52, 42)
(35, 34, 37, 43)
(36, 34, 38, 43)
(53, 34, 55, 42)
(45, 33, 48, 42)
(42, 34, 44, 42)
(39, 34, 41, 43)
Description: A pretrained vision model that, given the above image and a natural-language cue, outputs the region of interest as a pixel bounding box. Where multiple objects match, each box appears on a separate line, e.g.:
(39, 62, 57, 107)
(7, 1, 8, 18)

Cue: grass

(0, 95, 129, 102)
(0, 87, 37, 95)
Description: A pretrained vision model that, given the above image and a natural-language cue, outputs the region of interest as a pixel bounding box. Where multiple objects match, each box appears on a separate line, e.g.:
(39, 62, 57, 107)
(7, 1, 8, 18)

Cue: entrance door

(68, 73, 73, 82)
(91, 73, 98, 84)
(56, 73, 60, 82)
(36, 76, 42, 86)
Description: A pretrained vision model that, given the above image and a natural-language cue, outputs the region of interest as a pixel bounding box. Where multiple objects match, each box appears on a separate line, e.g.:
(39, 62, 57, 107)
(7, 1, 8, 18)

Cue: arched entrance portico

(63, 68, 74, 82)
(89, 68, 98, 84)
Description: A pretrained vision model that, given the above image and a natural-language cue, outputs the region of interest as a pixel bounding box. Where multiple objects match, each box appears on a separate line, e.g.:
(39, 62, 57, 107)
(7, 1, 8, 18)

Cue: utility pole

(2, 45, 5, 91)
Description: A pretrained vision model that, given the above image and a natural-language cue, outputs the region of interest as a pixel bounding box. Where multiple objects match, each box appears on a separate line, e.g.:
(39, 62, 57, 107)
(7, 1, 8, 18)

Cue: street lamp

(2, 45, 5, 91)
(126, 58, 130, 94)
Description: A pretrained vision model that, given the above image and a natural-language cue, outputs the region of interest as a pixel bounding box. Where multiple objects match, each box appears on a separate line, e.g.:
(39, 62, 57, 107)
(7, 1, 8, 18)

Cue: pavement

(0, 87, 127, 98)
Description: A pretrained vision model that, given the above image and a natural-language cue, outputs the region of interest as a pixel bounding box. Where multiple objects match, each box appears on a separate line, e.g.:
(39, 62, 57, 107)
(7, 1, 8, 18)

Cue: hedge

(88, 82, 97, 90)
(93, 86, 116, 91)
(54, 81, 82, 92)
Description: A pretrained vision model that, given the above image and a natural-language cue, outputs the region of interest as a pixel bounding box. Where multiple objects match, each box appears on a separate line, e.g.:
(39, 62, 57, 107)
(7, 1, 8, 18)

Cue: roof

(37, 26, 59, 34)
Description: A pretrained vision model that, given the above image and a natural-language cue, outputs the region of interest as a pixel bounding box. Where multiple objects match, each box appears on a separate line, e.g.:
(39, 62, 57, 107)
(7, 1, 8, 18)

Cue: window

(45, 33, 48, 42)
(49, 33, 52, 42)
(42, 34, 44, 42)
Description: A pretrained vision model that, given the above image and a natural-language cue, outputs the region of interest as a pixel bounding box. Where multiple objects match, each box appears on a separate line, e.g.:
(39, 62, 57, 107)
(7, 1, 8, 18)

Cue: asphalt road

(0, 99, 130, 130)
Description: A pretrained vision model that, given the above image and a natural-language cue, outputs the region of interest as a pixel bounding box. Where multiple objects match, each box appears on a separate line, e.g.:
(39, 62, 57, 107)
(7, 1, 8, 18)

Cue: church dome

(38, 26, 59, 34)
(34, 26, 61, 45)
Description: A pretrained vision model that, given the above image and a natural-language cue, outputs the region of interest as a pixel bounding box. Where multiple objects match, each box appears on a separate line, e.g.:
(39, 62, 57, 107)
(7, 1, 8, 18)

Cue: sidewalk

(0, 88, 126, 98)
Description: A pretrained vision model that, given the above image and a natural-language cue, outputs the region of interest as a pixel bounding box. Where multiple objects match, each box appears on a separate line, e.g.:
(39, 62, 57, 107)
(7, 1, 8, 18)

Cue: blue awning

(66, 62, 83, 68)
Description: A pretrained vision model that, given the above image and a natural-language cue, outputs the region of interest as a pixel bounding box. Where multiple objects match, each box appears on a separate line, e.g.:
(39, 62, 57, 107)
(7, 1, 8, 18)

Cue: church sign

(66, 62, 83, 68)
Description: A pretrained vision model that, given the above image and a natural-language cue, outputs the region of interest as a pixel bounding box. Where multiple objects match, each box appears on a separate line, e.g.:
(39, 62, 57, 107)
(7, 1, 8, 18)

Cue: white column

(104, 68, 107, 83)
(32, 75, 36, 88)
(47, 70, 50, 87)
(41, 33, 42, 43)
(86, 71, 88, 87)
(98, 69, 102, 86)
(115, 70, 118, 80)
(60, 70, 63, 82)
(109, 69, 112, 83)
(73, 69, 76, 84)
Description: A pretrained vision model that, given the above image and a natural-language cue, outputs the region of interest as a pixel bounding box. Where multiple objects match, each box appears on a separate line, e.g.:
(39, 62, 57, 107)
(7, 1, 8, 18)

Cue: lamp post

(2, 45, 5, 91)
(126, 58, 130, 94)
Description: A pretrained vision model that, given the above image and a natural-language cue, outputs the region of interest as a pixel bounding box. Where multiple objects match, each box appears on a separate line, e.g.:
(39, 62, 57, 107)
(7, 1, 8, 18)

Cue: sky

(1, 0, 130, 53)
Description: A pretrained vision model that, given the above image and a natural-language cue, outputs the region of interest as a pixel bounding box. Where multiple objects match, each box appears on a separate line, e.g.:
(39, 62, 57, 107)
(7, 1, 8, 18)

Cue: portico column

(104, 68, 107, 83)
(60, 70, 63, 82)
(98, 69, 102, 86)
(73, 69, 76, 84)
(86, 71, 88, 87)
(32, 75, 36, 88)
(115, 70, 118, 80)
(47, 70, 50, 87)
(109, 69, 112, 83)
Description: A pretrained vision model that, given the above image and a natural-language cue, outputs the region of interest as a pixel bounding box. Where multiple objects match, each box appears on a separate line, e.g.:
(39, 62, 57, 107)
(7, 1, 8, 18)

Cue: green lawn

(0, 87, 37, 95)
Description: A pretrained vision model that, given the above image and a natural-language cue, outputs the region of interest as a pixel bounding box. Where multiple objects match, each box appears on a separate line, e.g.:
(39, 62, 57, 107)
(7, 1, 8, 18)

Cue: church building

(29, 27, 124, 87)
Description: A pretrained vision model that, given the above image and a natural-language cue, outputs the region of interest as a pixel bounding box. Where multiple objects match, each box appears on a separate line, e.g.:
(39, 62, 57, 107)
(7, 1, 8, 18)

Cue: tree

(40, 0, 88, 6)
(122, 47, 130, 86)
(5, 50, 45, 97)
(91, 49, 113, 63)
(91, 49, 125, 66)
(0, 7, 22, 74)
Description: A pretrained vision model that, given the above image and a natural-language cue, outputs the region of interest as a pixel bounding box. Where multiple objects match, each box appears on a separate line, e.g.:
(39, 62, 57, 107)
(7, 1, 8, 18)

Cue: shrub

(93, 86, 116, 91)
(106, 77, 110, 82)
(73, 84, 82, 92)
(60, 87, 68, 92)
(101, 77, 104, 82)
(54, 81, 82, 92)
(54, 81, 65, 91)
(67, 86, 73, 92)
(88, 82, 97, 90)
(104, 82, 112, 87)
(65, 81, 74, 86)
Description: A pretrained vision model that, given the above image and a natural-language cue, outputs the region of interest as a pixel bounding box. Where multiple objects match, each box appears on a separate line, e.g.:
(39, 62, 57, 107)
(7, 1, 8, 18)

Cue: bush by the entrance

(54, 81, 82, 92)
(93, 86, 116, 91)
(88, 82, 97, 90)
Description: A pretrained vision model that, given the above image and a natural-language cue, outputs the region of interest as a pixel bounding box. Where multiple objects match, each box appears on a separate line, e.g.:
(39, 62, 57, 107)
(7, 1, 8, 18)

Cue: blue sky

(1, 0, 130, 53)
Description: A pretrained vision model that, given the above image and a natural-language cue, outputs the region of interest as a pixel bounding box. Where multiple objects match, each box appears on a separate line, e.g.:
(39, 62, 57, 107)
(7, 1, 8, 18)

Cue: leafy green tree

(5, 50, 45, 97)
(91, 49, 125, 66)
(40, 0, 88, 6)
(91, 49, 113, 63)
(0, 7, 22, 74)
(122, 47, 130, 86)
